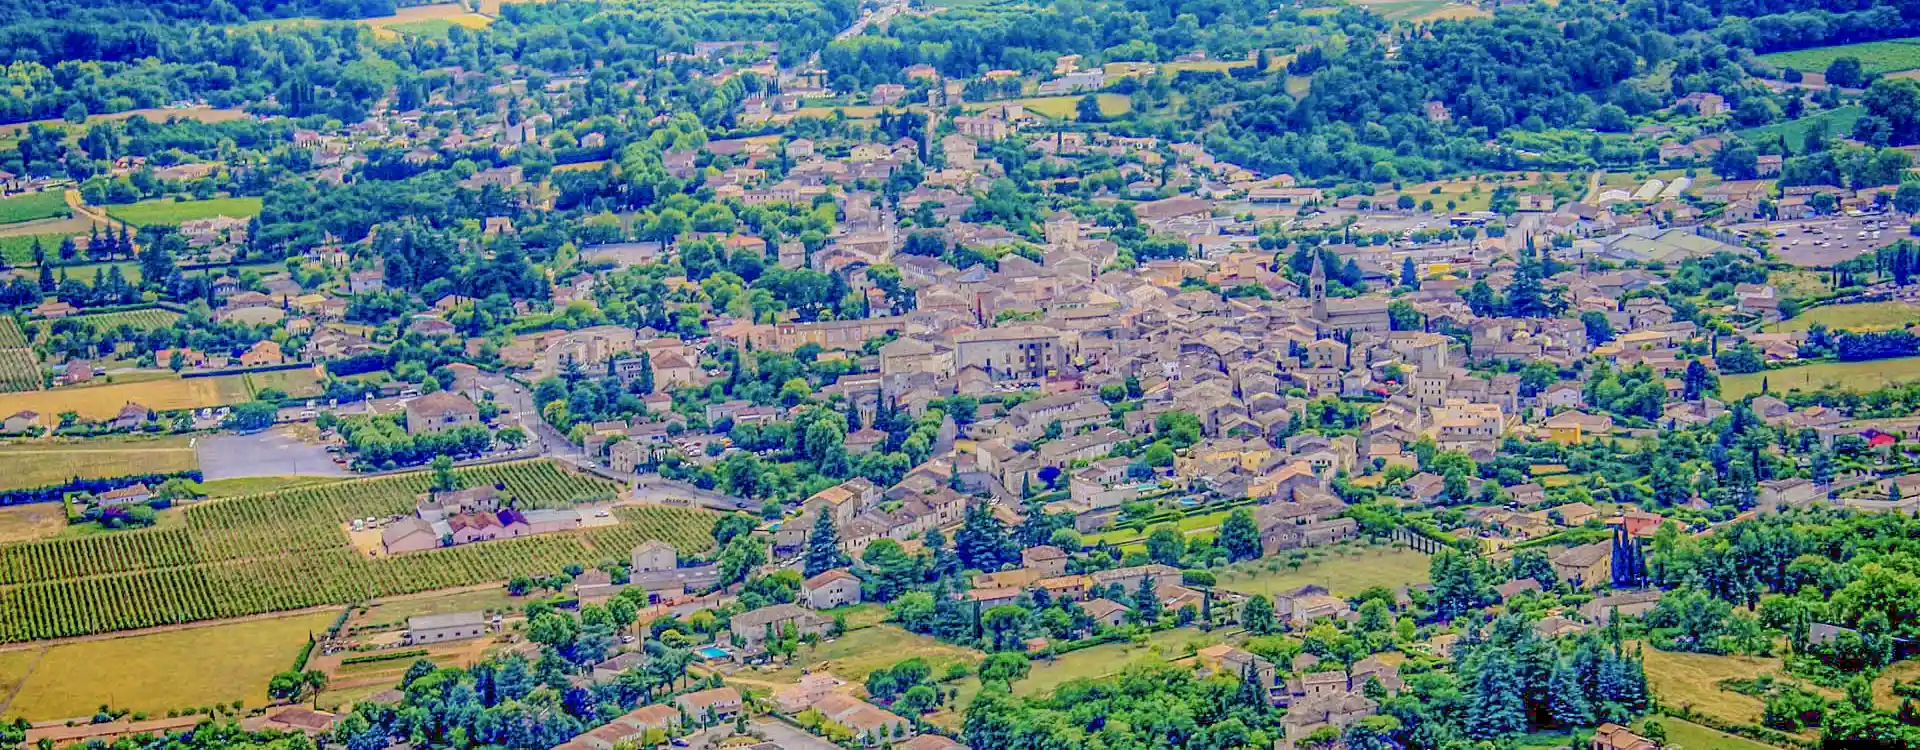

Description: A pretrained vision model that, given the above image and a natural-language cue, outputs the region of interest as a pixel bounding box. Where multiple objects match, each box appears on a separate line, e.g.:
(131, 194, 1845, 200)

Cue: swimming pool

(696, 646, 729, 659)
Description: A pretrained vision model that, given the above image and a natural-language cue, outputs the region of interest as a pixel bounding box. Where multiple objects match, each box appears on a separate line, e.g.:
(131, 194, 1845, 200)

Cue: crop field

(35, 308, 181, 336)
(104, 197, 263, 227)
(1770, 301, 1920, 332)
(1722, 356, 1920, 399)
(0, 348, 38, 393)
(581, 506, 721, 554)
(243, 368, 326, 398)
(1757, 38, 1920, 76)
(0, 233, 73, 265)
(0, 374, 253, 419)
(0, 317, 27, 349)
(361, 3, 495, 39)
(0, 461, 719, 642)
(0, 435, 198, 492)
(0, 192, 69, 226)
(0, 610, 338, 721)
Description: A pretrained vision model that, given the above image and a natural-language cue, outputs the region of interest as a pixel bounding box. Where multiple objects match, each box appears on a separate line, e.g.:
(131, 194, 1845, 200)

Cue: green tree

(805, 511, 843, 577)
(1145, 524, 1183, 566)
(1242, 594, 1277, 634)
(1218, 508, 1262, 562)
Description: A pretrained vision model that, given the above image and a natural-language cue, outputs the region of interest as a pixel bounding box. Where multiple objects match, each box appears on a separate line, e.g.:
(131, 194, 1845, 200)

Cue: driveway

(196, 426, 349, 479)
(747, 720, 840, 750)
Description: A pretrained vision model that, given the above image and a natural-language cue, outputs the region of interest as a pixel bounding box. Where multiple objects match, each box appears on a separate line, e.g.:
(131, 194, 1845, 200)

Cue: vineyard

(0, 347, 39, 393)
(0, 460, 719, 642)
(37, 308, 182, 336)
(0, 317, 28, 348)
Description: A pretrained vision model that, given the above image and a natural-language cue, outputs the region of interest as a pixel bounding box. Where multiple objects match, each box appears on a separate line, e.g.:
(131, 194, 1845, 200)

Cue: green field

(1083, 510, 1235, 547)
(1654, 718, 1780, 750)
(1215, 544, 1430, 597)
(0, 610, 338, 720)
(104, 197, 263, 227)
(971, 94, 1132, 120)
(0, 435, 199, 491)
(0, 192, 68, 226)
(1736, 106, 1865, 152)
(757, 624, 984, 686)
(1758, 38, 1920, 75)
(0, 233, 73, 265)
(1722, 356, 1920, 398)
(36, 308, 182, 336)
(1772, 301, 1920, 333)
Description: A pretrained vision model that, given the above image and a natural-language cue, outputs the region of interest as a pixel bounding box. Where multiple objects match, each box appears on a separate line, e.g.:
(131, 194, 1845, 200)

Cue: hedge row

(340, 648, 429, 666)
(0, 470, 203, 507)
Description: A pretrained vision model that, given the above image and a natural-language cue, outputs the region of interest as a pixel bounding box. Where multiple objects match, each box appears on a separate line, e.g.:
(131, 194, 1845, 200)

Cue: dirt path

(0, 645, 48, 715)
(63, 189, 132, 252)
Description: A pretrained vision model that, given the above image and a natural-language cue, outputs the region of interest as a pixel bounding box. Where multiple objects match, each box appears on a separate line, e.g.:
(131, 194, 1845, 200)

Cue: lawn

(0, 192, 69, 226)
(758, 624, 984, 686)
(0, 610, 339, 721)
(349, 588, 527, 629)
(1737, 106, 1864, 153)
(1770, 301, 1920, 332)
(1284, 75, 1314, 98)
(922, 627, 1223, 729)
(1015, 627, 1221, 697)
(972, 94, 1131, 120)
(1083, 509, 1235, 546)
(0, 435, 199, 491)
(1654, 717, 1781, 750)
(104, 197, 263, 227)
(0, 372, 253, 419)
(1721, 356, 1920, 399)
(1215, 544, 1430, 597)
(1757, 38, 1920, 75)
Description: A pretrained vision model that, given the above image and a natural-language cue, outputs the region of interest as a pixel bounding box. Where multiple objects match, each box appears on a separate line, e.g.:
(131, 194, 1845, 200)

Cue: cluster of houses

(378, 486, 584, 555)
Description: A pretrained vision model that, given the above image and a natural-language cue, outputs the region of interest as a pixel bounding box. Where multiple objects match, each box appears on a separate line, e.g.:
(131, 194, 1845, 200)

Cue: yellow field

(0, 374, 252, 419)
(0, 435, 198, 491)
(1285, 75, 1314, 98)
(0, 610, 339, 721)
(362, 3, 494, 38)
(1640, 647, 1835, 729)
(0, 503, 65, 543)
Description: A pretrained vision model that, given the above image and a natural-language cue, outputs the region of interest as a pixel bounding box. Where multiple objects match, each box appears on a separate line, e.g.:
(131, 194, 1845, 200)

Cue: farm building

(404, 611, 490, 645)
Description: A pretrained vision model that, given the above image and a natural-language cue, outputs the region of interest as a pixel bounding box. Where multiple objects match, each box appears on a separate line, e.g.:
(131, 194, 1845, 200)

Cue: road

(835, 0, 905, 41)
(477, 372, 578, 459)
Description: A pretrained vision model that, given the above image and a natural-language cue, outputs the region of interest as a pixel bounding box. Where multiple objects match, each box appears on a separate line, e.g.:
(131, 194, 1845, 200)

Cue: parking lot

(196, 425, 349, 480)
(1729, 215, 1904, 266)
